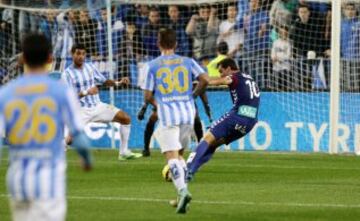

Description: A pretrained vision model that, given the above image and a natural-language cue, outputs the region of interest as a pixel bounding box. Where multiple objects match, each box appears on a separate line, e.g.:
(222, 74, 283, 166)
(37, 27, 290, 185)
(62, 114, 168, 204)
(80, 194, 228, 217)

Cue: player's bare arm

(79, 86, 99, 98)
(192, 73, 209, 97)
(103, 77, 130, 87)
(144, 90, 157, 108)
(208, 76, 232, 86)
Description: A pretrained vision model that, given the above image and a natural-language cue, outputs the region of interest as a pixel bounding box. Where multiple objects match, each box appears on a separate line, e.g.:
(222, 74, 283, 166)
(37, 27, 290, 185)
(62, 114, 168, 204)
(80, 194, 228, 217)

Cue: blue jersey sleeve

(190, 59, 205, 79)
(91, 63, 106, 85)
(142, 63, 155, 91)
(62, 70, 74, 87)
(61, 85, 84, 136)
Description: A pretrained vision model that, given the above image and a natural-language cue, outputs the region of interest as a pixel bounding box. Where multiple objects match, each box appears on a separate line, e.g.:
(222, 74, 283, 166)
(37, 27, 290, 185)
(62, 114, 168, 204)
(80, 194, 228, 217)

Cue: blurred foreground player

(186, 58, 260, 181)
(0, 33, 92, 221)
(142, 28, 208, 213)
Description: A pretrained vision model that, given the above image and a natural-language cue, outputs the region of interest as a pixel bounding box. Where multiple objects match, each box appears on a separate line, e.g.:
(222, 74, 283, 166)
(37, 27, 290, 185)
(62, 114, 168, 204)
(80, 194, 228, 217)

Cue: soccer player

(142, 28, 208, 213)
(137, 85, 213, 157)
(0, 32, 92, 221)
(186, 58, 260, 181)
(63, 44, 142, 160)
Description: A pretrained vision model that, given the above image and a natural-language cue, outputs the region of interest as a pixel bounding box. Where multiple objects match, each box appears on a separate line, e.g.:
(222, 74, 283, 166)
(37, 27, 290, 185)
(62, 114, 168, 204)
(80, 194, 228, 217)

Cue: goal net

(0, 0, 358, 153)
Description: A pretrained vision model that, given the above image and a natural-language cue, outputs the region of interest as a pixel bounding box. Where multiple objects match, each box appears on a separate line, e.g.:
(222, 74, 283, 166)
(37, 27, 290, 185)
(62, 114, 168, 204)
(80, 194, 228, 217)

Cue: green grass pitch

(1, 149, 360, 221)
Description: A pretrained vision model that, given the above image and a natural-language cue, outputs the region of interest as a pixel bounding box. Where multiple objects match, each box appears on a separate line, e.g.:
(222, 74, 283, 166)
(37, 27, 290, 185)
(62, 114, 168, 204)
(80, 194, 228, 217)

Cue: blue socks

(187, 140, 216, 175)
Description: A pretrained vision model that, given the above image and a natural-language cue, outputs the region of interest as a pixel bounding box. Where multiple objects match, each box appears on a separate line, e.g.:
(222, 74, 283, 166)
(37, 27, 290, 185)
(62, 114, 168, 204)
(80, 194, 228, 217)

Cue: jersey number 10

(245, 80, 260, 99)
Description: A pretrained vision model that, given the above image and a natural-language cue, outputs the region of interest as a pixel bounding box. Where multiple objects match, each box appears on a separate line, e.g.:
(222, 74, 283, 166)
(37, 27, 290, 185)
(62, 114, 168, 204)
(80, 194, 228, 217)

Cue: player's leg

(143, 111, 158, 157)
(10, 200, 30, 221)
(30, 199, 66, 221)
(193, 112, 203, 143)
(112, 110, 141, 160)
(186, 131, 220, 181)
(186, 114, 234, 181)
(92, 103, 141, 160)
(155, 126, 191, 213)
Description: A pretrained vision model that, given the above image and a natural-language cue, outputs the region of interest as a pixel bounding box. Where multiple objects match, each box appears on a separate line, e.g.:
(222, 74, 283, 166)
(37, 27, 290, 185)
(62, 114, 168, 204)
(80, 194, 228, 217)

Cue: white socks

(119, 124, 131, 155)
(168, 159, 187, 192)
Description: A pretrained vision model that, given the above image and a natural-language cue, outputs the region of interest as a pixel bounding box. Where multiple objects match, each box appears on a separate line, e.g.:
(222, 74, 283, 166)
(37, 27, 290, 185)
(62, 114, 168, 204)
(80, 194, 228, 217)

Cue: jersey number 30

(156, 66, 189, 94)
(5, 97, 57, 145)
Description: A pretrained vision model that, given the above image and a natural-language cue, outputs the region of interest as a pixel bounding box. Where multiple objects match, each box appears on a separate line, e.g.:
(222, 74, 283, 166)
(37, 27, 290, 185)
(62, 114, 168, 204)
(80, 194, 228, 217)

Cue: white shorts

(154, 124, 193, 153)
(10, 198, 66, 221)
(81, 102, 119, 125)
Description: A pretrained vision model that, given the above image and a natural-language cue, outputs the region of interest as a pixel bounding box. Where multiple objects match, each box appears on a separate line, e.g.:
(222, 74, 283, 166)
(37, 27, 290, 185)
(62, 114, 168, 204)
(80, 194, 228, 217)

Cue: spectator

(135, 4, 149, 31)
(290, 4, 325, 91)
(39, 10, 59, 43)
(0, 7, 14, 56)
(207, 41, 228, 77)
(54, 10, 77, 62)
(142, 7, 162, 58)
(341, 3, 359, 58)
(166, 5, 191, 56)
(186, 4, 219, 65)
(290, 4, 323, 57)
(243, 0, 269, 56)
(269, 0, 298, 42)
(341, 3, 360, 91)
(242, 0, 270, 89)
(237, 0, 249, 24)
(118, 21, 144, 81)
(74, 10, 98, 57)
(217, 3, 244, 58)
(97, 7, 124, 58)
(271, 26, 292, 91)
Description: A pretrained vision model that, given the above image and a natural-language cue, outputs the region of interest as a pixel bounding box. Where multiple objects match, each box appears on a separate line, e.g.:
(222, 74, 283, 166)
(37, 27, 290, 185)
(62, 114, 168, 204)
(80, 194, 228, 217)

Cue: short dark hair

(217, 41, 229, 55)
(158, 28, 176, 49)
(71, 44, 86, 54)
(21, 32, 52, 68)
(199, 4, 211, 10)
(217, 58, 238, 70)
(298, 4, 309, 11)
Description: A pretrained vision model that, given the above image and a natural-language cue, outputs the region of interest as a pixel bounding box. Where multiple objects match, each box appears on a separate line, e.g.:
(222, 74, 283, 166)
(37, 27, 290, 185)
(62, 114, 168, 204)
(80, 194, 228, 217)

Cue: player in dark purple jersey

(186, 58, 260, 181)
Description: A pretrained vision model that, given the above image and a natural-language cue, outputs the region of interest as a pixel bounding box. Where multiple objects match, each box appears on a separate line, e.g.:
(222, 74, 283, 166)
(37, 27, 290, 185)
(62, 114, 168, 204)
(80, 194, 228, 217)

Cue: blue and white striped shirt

(0, 75, 84, 201)
(63, 63, 107, 108)
(142, 54, 205, 127)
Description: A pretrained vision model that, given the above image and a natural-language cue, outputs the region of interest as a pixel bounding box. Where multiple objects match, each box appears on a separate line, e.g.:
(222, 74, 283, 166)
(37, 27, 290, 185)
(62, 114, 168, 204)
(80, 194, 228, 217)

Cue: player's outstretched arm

(103, 77, 130, 88)
(209, 76, 233, 86)
(72, 132, 93, 171)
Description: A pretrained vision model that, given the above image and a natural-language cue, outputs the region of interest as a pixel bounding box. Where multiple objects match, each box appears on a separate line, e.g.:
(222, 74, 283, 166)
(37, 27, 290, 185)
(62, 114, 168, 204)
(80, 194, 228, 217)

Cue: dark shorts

(210, 112, 257, 145)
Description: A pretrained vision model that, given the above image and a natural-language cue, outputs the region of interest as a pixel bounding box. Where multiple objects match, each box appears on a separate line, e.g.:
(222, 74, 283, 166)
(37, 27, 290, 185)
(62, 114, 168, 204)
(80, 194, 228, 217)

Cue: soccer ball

(162, 164, 172, 182)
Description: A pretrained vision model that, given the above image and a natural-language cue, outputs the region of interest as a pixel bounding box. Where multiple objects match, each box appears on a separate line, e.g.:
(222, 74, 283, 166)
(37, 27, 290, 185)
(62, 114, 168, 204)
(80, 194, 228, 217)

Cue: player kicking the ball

(186, 58, 260, 182)
(142, 28, 208, 213)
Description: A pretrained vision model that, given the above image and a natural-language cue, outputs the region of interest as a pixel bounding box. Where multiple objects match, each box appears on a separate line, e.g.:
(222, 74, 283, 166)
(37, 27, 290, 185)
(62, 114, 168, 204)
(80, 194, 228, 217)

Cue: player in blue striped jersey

(142, 28, 208, 214)
(0, 33, 92, 221)
(63, 44, 141, 160)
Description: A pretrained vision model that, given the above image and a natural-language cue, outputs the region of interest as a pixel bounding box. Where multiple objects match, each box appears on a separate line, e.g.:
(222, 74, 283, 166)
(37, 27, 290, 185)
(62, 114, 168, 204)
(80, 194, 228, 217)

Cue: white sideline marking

(1, 194, 360, 208)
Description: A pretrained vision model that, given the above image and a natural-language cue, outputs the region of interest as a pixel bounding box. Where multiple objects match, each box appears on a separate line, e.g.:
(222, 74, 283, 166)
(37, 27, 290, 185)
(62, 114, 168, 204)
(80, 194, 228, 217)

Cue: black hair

(71, 43, 86, 54)
(217, 41, 229, 55)
(217, 58, 238, 70)
(21, 32, 52, 68)
(158, 28, 177, 49)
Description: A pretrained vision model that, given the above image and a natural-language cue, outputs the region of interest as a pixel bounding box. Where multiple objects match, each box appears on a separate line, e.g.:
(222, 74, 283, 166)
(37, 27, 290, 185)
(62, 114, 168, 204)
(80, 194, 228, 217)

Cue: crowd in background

(1, 0, 360, 91)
